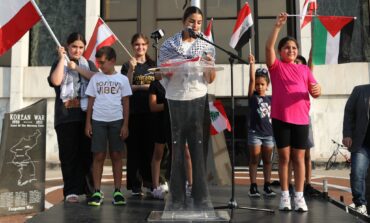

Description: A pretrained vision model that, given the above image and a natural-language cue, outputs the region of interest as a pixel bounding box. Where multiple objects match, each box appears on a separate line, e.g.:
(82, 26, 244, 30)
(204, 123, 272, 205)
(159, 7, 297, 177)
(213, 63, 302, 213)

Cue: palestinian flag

(312, 16, 354, 65)
(229, 2, 253, 50)
(209, 100, 231, 135)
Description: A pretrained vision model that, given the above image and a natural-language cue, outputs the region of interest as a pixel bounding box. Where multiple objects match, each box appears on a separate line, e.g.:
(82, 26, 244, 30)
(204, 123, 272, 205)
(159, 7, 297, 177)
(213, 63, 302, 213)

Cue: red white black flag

(229, 2, 253, 50)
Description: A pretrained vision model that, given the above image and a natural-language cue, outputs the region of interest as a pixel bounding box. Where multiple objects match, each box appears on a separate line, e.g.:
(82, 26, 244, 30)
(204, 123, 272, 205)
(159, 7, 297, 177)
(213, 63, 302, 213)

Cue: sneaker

(248, 183, 261, 197)
(112, 190, 126, 205)
(304, 184, 321, 197)
(294, 196, 308, 212)
(88, 191, 104, 206)
(160, 182, 169, 192)
(288, 184, 295, 197)
(131, 188, 144, 196)
(279, 196, 292, 211)
(263, 183, 276, 197)
(152, 186, 166, 199)
(355, 205, 368, 216)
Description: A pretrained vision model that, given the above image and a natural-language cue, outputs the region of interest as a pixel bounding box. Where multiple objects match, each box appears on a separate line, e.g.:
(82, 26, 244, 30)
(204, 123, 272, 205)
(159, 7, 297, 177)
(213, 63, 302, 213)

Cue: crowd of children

(49, 9, 322, 212)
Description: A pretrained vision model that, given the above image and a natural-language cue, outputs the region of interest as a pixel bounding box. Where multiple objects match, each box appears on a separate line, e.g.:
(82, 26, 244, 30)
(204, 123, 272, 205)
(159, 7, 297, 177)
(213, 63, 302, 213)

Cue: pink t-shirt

(268, 59, 317, 125)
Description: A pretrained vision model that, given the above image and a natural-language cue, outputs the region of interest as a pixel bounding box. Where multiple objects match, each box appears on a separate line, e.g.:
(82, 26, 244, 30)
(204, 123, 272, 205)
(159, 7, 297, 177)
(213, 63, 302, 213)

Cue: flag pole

(287, 14, 357, 19)
(30, 0, 70, 62)
(99, 17, 134, 58)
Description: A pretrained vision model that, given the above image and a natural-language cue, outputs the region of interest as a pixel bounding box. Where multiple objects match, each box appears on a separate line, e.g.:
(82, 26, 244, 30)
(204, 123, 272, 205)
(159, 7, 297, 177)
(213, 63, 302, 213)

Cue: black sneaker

(131, 188, 144, 196)
(289, 184, 295, 197)
(248, 183, 261, 197)
(304, 184, 321, 197)
(88, 191, 104, 206)
(263, 183, 276, 197)
(112, 190, 126, 205)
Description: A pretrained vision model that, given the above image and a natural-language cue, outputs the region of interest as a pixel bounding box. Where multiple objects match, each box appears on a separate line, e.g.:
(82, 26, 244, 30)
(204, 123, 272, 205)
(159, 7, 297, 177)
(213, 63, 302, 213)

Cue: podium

(147, 59, 229, 222)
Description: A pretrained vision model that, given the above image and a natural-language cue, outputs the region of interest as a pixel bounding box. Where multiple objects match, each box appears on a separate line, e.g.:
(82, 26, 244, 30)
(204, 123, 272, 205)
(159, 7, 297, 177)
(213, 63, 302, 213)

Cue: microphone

(187, 27, 199, 39)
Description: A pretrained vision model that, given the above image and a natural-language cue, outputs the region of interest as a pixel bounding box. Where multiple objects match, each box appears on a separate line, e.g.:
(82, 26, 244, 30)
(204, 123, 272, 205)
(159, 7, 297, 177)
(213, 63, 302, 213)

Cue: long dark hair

(66, 32, 86, 46)
(131, 33, 155, 66)
(182, 6, 203, 22)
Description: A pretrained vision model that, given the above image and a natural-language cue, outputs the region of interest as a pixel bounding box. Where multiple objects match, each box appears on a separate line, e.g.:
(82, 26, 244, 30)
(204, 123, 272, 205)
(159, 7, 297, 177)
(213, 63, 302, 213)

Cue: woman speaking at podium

(158, 6, 216, 211)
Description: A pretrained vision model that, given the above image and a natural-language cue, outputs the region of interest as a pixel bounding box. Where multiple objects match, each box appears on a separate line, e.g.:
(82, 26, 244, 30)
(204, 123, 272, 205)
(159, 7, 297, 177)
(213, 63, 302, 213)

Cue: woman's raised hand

(275, 12, 288, 28)
(128, 57, 137, 70)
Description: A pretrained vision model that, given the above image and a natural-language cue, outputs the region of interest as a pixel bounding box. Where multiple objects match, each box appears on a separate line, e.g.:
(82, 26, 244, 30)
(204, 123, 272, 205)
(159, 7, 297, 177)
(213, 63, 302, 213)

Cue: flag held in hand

(229, 2, 253, 50)
(301, 0, 317, 29)
(84, 18, 117, 67)
(0, 0, 41, 56)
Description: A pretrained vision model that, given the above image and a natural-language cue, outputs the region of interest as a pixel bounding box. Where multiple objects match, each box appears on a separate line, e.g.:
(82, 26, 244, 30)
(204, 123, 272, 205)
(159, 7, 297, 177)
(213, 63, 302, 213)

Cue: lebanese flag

(300, 0, 317, 29)
(84, 18, 117, 67)
(229, 2, 253, 50)
(209, 100, 231, 135)
(0, 0, 41, 56)
(312, 16, 354, 65)
(204, 18, 213, 42)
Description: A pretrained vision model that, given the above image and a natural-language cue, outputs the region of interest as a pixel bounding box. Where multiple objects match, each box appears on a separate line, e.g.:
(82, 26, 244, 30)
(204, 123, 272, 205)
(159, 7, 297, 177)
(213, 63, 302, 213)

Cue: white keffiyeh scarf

(60, 56, 90, 110)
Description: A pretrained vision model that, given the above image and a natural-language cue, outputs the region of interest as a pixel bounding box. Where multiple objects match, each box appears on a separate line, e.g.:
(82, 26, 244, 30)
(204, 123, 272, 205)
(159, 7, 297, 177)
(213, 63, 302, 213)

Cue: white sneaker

(355, 205, 368, 216)
(152, 186, 166, 200)
(294, 196, 308, 212)
(160, 182, 169, 192)
(279, 196, 291, 211)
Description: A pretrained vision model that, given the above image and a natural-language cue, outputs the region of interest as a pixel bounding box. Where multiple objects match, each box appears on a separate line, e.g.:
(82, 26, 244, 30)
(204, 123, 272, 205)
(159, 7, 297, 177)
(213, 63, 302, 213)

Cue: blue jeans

(350, 146, 370, 206)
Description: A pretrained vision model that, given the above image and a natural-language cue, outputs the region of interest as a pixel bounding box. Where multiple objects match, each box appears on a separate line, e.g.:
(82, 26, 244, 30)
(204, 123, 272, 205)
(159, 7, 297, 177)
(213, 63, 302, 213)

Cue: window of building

(101, 0, 296, 64)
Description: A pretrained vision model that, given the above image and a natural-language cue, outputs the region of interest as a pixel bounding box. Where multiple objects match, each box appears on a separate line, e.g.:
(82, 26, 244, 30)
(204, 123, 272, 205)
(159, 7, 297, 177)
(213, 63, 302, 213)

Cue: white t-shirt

(85, 72, 132, 122)
(164, 40, 207, 101)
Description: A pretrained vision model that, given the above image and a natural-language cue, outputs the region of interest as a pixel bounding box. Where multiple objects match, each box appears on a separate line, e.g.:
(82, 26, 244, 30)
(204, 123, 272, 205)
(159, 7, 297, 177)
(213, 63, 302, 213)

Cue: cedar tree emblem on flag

(209, 100, 231, 135)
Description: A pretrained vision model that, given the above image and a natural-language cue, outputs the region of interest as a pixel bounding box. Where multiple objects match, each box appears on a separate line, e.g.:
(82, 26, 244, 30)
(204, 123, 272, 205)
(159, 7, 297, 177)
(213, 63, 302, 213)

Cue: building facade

(0, 0, 369, 164)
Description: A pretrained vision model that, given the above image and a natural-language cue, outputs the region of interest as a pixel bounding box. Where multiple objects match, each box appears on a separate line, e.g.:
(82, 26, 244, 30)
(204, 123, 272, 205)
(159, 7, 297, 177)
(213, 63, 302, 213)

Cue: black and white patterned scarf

(159, 31, 215, 64)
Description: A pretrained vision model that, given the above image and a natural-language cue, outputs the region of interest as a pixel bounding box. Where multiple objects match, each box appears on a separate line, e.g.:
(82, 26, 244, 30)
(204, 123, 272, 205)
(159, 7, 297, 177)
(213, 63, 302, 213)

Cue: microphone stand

(191, 30, 275, 215)
(152, 37, 160, 65)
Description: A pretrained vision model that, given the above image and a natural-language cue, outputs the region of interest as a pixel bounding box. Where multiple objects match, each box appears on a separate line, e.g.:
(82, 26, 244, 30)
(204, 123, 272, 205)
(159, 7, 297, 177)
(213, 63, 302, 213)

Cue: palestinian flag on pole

(229, 2, 253, 50)
(209, 100, 231, 135)
(312, 16, 355, 65)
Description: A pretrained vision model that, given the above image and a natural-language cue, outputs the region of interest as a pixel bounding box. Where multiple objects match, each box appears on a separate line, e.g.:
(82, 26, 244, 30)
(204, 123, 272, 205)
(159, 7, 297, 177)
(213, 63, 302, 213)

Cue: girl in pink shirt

(265, 12, 321, 212)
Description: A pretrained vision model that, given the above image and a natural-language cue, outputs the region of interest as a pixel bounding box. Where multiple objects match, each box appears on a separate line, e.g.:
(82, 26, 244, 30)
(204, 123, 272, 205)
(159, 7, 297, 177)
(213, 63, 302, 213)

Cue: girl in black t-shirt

(247, 54, 275, 198)
(121, 33, 156, 195)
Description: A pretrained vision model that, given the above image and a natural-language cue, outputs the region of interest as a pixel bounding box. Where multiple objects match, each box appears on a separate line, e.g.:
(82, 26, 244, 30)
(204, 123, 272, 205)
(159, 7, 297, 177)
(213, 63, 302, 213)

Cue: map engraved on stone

(9, 130, 41, 186)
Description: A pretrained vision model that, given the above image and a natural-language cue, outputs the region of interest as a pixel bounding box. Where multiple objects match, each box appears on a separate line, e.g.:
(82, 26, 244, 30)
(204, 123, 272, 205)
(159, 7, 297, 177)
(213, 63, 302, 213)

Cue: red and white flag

(229, 2, 253, 50)
(84, 18, 117, 67)
(301, 0, 317, 29)
(209, 100, 231, 135)
(204, 18, 213, 42)
(0, 0, 41, 56)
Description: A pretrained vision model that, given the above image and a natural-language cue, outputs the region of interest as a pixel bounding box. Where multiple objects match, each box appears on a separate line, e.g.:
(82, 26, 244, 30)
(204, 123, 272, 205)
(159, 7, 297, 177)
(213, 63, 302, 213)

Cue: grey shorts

(248, 130, 275, 147)
(91, 119, 125, 153)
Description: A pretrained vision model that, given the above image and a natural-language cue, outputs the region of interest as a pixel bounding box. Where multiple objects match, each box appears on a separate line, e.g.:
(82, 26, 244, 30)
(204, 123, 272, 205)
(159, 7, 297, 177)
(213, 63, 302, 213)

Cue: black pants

(168, 96, 210, 205)
(55, 121, 92, 197)
(126, 114, 154, 190)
